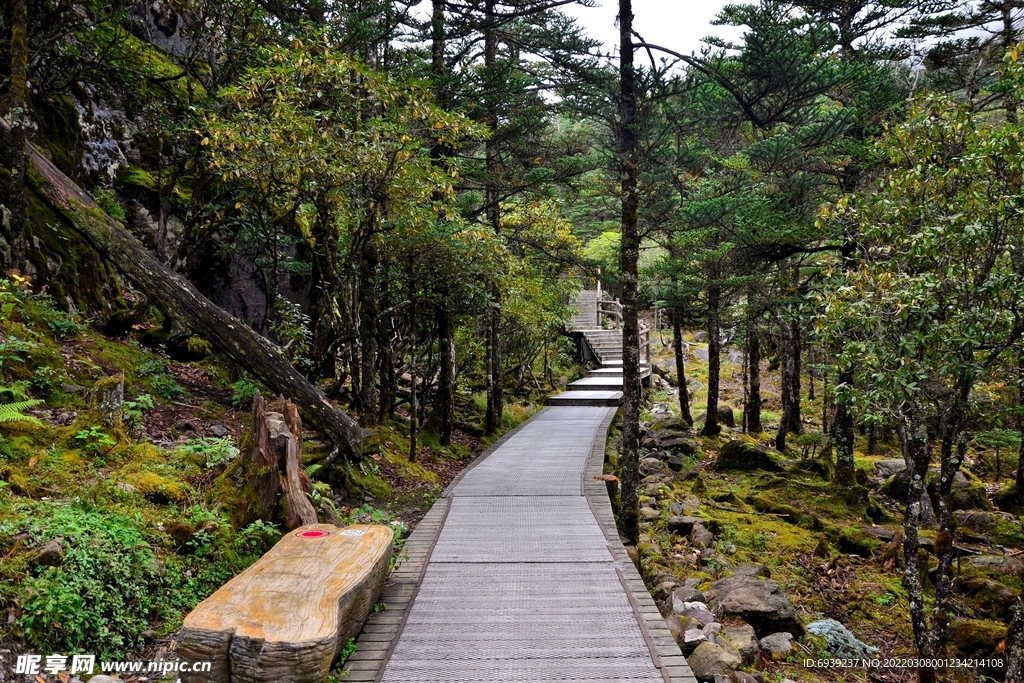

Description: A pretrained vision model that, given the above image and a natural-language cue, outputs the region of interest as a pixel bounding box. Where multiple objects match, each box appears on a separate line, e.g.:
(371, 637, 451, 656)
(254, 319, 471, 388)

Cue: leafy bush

(123, 393, 155, 427)
(149, 373, 185, 400)
(231, 378, 259, 408)
(180, 437, 237, 469)
(9, 504, 160, 659)
(94, 187, 127, 223)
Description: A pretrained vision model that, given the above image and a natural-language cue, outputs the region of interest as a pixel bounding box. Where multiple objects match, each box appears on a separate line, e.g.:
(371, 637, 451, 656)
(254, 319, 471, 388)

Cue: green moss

(837, 526, 884, 557)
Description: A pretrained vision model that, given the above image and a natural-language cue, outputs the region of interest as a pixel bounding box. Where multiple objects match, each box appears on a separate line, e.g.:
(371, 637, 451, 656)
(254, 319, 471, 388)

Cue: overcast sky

(562, 0, 751, 57)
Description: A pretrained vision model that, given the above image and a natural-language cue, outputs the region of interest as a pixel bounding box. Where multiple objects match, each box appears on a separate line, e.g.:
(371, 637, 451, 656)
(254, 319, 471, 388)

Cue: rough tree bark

(671, 309, 692, 425)
(702, 280, 722, 436)
(429, 306, 456, 445)
(6, 0, 29, 267)
(618, 0, 641, 545)
(833, 368, 857, 485)
(1, 120, 363, 457)
(483, 0, 503, 436)
(744, 287, 762, 435)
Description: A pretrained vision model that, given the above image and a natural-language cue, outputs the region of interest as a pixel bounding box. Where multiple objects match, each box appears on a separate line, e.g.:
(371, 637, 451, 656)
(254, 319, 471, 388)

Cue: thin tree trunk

(789, 317, 802, 434)
(2, 120, 363, 457)
(775, 314, 795, 450)
(897, 409, 937, 683)
(6, 0, 29, 267)
(409, 275, 418, 463)
(483, 0, 503, 436)
(1007, 596, 1024, 683)
(834, 368, 856, 485)
(745, 288, 762, 435)
(360, 239, 380, 424)
(671, 309, 692, 425)
(428, 306, 455, 445)
(618, 0, 641, 546)
(1016, 347, 1024, 499)
(702, 280, 721, 436)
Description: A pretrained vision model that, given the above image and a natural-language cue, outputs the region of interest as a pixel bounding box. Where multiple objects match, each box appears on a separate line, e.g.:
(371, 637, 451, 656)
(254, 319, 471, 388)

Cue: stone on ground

(759, 631, 795, 660)
(688, 641, 742, 681)
(706, 574, 805, 637)
(807, 619, 879, 659)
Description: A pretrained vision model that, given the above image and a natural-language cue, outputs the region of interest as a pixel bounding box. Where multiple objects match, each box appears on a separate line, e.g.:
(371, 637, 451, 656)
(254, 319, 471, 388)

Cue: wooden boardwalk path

(342, 406, 696, 683)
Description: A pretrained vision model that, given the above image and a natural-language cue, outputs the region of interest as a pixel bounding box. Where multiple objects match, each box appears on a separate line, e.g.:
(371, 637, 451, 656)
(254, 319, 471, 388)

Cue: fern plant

(0, 399, 42, 424)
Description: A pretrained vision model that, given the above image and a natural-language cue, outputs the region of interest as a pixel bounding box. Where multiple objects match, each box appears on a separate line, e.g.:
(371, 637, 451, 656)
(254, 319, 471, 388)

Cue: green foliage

(4, 503, 159, 659)
(269, 296, 312, 368)
(93, 187, 127, 223)
(0, 399, 42, 425)
(74, 425, 116, 455)
(123, 393, 155, 427)
(180, 437, 237, 469)
(231, 379, 260, 408)
(149, 373, 185, 400)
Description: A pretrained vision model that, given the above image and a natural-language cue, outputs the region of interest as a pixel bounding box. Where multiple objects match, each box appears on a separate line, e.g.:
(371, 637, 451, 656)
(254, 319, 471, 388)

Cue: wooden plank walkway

(342, 407, 696, 683)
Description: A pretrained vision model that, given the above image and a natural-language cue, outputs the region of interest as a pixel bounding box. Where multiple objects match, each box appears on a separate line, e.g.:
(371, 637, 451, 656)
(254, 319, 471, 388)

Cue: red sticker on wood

(295, 530, 331, 538)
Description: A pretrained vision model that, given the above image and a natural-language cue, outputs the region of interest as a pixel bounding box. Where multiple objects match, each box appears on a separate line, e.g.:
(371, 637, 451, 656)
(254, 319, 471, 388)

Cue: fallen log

(177, 523, 393, 683)
(0, 119, 361, 457)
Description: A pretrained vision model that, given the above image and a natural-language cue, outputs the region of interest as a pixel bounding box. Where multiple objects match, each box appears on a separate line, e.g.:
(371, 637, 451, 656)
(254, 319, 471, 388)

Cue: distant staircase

(548, 288, 652, 407)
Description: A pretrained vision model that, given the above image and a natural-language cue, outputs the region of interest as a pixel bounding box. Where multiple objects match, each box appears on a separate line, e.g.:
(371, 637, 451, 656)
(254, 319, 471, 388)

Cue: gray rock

(684, 628, 708, 650)
(678, 494, 702, 512)
(781, 679, 798, 683)
(759, 631, 795, 660)
(640, 457, 664, 475)
(690, 524, 716, 549)
(209, 424, 229, 437)
(732, 564, 771, 578)
(87, 677, 124, 683)
(860, 525, 895, 543)
(874, 459, 906, 478)
(694, 347, 710, 362)
(688, 641, 741, 680)
(955, 510, 996, 532)
(728, 350, 744, 365)
(681, 607, 717, 627)
(806, 619, 879, 660)
(693, 330, 708, 342)
(703, 622, 723, 637)
(660, 434, 699, 456)
(670, 586, 706, 608)
(655, 581, 679, 600)
(688, 378, 704, 391)
(706, 575, 805, 637)
(651, 402, 670, 415)
(31, 539, 64, 567)
(970, 554, 1024, 577)
(175, 418, 198, 432)
(640, 507, 661, 521)
(721, 623, 760, 666)
(715, 440, 780, 472)
(668, 515, 705, 536)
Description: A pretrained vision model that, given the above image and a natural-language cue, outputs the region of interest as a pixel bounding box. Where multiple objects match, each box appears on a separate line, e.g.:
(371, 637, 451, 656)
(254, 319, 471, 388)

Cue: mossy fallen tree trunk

(0, 120, 362, 458)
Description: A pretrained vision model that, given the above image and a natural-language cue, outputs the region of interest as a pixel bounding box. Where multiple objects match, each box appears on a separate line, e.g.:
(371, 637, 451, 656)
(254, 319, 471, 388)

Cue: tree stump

(89, 374, 124, 429)
(215, 395, 318, 530)
(177, 524, 393, 683)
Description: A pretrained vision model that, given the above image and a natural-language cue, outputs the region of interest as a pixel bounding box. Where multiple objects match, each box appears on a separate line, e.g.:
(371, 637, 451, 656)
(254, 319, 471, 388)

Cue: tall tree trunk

(408, 274, 418, 463)
(308, 214, 341, 381)
(1003, 1, 1019, 124)
(359, 239, 380, 424)
(775, 314, 797, 450)
(1016, 347, 1024, 499)
(745, 288, 762, 435)
(702, 280, 722, 436)
(2, 121, 363, 457)
(789, 317, 802, 434)
(482, 0, 503, 436)
(671, 309, 692, 425)
(427, 0, 455, 446)
(618, 0, 641, 546)
(428, 306, 455, 445)
(833, 368, 856, 485)
(6, 0, 29, 268)
(378, 309, 396, 423)
(897, 407, 937, 683)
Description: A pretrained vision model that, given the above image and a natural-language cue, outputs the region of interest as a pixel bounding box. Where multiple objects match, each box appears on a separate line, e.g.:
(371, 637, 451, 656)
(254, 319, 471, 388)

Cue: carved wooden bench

(177, 524, 393, 683)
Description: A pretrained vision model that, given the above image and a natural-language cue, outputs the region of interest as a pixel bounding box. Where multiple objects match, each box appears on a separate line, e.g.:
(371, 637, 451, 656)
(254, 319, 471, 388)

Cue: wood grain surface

(178, 524, 392, 683)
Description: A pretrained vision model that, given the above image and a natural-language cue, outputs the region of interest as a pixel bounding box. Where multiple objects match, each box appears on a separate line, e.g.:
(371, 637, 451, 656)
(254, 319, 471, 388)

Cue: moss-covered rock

(715, 440, 782, 472)
(837, 527, 884, 557)
(947, 619, 1007, 678)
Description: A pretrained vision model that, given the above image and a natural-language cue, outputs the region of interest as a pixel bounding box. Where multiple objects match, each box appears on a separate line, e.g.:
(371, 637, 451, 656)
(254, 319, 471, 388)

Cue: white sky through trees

(562, 0, 749, 56)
